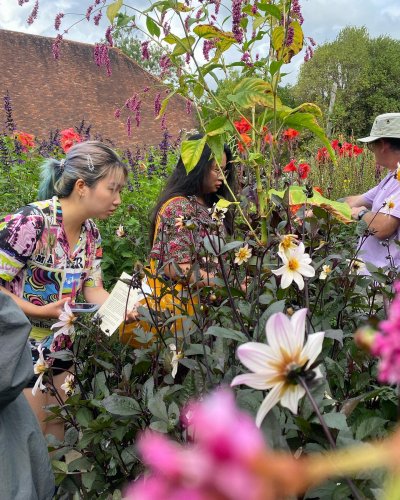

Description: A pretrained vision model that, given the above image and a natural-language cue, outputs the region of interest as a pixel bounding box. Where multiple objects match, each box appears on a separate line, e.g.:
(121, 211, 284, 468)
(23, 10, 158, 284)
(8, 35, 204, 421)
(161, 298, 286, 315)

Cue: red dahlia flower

(233, 117, 251, 134)
(331, 139, 341, 151)
(60, 128, 82, 153)
(283, 160, 311, 180)
(283, 159, 297, 172)
(237, 132, 252, 153)
(14, 130, 35, 150)
(282, 128, 299, 140)
(298, 163, 311, 179)
(316, 147, 329, 163)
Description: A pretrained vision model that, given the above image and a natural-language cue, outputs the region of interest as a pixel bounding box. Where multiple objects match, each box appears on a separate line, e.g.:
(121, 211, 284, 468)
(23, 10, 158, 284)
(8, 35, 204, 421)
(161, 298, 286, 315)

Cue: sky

(0, 0, 399, 84)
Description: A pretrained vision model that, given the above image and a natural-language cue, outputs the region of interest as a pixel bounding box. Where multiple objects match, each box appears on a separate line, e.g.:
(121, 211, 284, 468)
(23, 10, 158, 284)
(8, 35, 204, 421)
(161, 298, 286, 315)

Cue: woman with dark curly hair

(149, 134, 235, 285)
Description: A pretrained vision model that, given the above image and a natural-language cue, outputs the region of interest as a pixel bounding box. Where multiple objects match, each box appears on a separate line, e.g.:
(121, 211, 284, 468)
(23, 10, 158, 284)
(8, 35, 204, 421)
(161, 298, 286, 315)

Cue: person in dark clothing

(0, 292, 54, 500)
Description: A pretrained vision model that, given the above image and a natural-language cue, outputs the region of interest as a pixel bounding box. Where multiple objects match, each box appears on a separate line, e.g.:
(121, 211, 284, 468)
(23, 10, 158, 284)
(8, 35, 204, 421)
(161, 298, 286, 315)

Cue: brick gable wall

(0, 29, 197, 149)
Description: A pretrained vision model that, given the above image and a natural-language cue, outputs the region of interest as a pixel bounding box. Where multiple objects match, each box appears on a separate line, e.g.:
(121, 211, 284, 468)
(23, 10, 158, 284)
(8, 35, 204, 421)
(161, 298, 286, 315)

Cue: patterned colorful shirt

(0, 196, 103, 333)
(150, 196, 226, 273)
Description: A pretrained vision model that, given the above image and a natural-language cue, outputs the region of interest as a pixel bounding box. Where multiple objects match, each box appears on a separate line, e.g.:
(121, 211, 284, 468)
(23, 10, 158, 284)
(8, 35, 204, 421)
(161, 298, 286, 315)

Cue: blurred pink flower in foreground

(125, 389, 266, 500)
(372, 280, 400, 384)
(125, 390, 400, 499)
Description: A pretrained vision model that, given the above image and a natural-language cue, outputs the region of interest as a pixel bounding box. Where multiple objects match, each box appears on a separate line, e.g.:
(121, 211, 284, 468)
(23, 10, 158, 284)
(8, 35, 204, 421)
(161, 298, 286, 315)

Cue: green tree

(112, 31, 182, 86)
(293, 27, 400, 138)
(113, 31, 165, 77)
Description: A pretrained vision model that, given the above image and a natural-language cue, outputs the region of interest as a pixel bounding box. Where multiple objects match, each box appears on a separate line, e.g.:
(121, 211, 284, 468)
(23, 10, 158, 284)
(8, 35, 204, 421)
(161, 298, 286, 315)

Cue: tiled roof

(0, 29, 197, 148)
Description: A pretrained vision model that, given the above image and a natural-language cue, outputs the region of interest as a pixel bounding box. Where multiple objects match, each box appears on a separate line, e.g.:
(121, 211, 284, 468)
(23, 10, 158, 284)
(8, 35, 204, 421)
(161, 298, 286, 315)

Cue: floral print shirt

(150, 196, 226, 273)
(0, 196, 102, 332)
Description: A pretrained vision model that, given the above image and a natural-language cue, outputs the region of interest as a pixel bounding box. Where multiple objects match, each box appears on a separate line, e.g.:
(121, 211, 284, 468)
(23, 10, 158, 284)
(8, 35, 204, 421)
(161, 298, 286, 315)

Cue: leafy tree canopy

(113, 30, 163, 76)
(292, 26, 400, 138)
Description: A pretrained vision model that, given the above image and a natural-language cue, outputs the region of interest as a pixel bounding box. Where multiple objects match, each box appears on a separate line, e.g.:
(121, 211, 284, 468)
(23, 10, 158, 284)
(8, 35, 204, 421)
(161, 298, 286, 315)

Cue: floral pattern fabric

(0, 196, 102, 332)
(150, 196, 225, 273)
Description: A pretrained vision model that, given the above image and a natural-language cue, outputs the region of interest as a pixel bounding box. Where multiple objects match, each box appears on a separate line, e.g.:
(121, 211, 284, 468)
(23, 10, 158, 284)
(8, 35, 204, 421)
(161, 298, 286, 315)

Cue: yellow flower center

(268, 347, 307, 386)
(34, 362, 48, 375)
(281, 235, 295, 250)
(388, 201, 395, 209)
(288, 258, 300, 271)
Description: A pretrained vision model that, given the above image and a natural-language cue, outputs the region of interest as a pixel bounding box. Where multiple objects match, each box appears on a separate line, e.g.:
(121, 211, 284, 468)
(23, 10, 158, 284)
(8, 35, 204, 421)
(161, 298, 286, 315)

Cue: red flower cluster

(60, 128, 82, 153)
(237, 132, 252, 153)
(283, 159, 311, 180)
(233, 117, 251, 134)
(14, 130, 35, 150)
(316, 140, 363, 162)
(282, 128, 299, 141)
(234, 118, 252, 153)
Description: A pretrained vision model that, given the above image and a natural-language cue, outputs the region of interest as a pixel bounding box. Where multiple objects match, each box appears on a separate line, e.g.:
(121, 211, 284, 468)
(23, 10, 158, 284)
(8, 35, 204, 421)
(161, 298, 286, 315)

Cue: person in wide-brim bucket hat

(343, 113, 400, 276)
(358, 113, 400, 142)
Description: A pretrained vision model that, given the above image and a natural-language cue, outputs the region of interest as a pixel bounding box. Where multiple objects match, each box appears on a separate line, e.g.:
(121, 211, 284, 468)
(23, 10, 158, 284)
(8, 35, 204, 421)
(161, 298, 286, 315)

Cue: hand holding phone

(69, 303, 99, 313)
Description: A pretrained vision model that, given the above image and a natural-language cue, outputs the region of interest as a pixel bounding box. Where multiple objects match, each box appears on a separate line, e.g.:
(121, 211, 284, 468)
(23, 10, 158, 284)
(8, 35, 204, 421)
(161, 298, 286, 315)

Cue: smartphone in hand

(69, 303, 100, 313)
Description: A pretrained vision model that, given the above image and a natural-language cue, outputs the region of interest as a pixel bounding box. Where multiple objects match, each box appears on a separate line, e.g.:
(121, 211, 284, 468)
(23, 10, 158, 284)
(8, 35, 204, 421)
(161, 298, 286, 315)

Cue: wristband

(357, 209, 369, 221)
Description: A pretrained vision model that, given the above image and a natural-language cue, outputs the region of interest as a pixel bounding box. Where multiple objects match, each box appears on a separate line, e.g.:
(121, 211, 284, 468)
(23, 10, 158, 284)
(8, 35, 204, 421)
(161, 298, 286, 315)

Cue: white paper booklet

(97, 272, 143, 336)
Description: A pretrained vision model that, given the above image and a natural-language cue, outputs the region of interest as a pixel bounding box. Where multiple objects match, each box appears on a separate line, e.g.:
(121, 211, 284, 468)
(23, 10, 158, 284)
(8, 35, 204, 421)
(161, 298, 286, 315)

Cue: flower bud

(354, 325, 377, 353)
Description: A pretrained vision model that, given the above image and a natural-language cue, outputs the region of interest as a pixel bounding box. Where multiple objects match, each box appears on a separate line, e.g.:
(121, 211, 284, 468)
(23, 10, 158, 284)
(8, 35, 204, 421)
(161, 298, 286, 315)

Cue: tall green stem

(299, 377, 364, 500)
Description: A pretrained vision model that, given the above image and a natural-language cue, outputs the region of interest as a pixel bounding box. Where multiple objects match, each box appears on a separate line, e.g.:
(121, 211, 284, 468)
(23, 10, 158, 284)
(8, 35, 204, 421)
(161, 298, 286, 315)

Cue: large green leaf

(173, 2, 191, 12)
(316, 412, 349, 431)
(193, 24, 236, 41)
(257, 2, 281, 19)
(355, 416, 388, 440)
(106, 0, 123, 23)
(193, 82, 204, 99)
(101, 395, 141, 416)
(81, 471, 97, 491)
(287, 21, 304, 55)
(193, 25, 236, 58)
(206, 134, 225, 165)
(205, 116, 232, 136)
(164, 34, 195, 56)
(272, 21, 304, 62)
(253, 16, 267, 30)
(288, 102, 322, 117)
(227, 78, 273, 108)
(205, 325, 248, 342)
(174, 36, 195, 56)
(156, 88, 178, 118)
(146, 16, 161, 38)
(213, 37, 237, 58)
(270, 60, 283, 77)
(269, 186, 352, 223)
(280, 111, 336, 163)
(181, 136, 207, 174)
(75, 407, 93, 427)
(148, 394, 168, 421)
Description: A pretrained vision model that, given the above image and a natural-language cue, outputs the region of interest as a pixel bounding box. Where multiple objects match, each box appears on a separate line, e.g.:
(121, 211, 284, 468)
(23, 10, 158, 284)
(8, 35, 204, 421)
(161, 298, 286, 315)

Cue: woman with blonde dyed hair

(0, 140, 135, 438)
